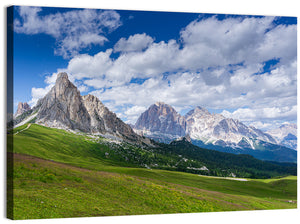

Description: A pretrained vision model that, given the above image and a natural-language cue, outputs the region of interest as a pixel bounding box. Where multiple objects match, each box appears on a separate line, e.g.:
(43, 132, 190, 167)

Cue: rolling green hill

(9, 124, 296, 178)
(7, 124, 297, 219)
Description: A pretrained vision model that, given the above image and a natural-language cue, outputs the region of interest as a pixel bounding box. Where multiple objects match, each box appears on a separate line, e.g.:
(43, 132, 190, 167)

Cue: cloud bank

(14, 6, 121, 58)
(114, 33, 154, 53)
(25, 13, 297, 129)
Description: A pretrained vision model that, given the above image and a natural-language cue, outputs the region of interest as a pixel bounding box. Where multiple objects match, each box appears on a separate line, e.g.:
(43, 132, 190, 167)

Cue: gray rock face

(81, 94, 106, 133)
(134, 102, 279, 149)
(185, 107, 277, 147)
(185, 106, 210, 117)
(35, 73, 91, 132)
(134, 102, 186, 137)
(34, 72, 146, 143)
(82, 94, 139, 141)
(14, 102, 31, 118)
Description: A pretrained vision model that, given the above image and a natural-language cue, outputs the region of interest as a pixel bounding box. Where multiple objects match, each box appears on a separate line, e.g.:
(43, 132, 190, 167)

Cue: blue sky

(12, 6, 297, 130)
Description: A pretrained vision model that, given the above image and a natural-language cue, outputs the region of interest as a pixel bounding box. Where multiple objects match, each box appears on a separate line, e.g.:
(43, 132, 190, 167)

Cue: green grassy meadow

(8, 124, 297, 219)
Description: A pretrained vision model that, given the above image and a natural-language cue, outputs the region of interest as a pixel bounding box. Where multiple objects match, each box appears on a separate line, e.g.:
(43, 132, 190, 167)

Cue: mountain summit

(133, 102, 297, 162)
(134, 102, 277, 148)
(184, 106, 276, 148)
(24, 72, 148, 143)
(185, 106, 210, 117)
(14, 102, 31, 118)
(35, 72, 91, 132)
(134, 102, 186, 141)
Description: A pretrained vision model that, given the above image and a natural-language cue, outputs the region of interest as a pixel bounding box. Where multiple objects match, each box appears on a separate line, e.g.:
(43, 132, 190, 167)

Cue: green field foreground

(8, 124, 297, 219)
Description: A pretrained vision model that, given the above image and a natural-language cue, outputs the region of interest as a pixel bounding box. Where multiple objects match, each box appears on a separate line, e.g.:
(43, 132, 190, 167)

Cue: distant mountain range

(133, 102, 297, 162)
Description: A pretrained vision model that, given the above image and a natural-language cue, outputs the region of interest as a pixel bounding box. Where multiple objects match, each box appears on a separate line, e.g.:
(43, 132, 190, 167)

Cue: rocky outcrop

(35, 72, 91, 132)
(32, 72, 147, 143)
(185, 107, 276, 147)
(82, 94, 140, 141)
(134, 102, 186, 138)
(14, 102, 31, 118)
(134, 103, 279, 149)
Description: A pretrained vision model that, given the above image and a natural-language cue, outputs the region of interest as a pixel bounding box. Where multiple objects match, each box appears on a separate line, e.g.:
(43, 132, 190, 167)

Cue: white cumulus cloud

(14, 6, 121, 58)
(221, 106, 297, 122)
(29, 84, 54, 107)
(114, 33, 154, 53)
(28, 15, 297, 127)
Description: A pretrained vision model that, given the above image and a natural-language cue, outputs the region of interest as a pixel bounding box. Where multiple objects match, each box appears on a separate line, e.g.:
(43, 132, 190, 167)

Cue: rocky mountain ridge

(134, 102, 186, 139)
(17, 72, 150, 145)
(184, 106, 276, 149)
(133, 102, 296, 151)
(14, 102, 31, 118)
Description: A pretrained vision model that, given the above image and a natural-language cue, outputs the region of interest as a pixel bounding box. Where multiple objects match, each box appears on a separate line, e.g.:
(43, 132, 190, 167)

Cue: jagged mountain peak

(154, 101, 167, 107)
(24, 73, 149, 144)
(54, 72, 75, 90)
(186, 107, 276, 146)
(134, 102, 186, 138)
(56, 72, 69, 81)
(35, 73, 90, 132)
(194, 106, 210, 114)
(14, 102, 31, 118)
(54, 72, 79, 94)
(185, 106, 213, 118)
(145, 102, 179, 117)
(134, 103, 280, 150)
(152, 102, 177, 112)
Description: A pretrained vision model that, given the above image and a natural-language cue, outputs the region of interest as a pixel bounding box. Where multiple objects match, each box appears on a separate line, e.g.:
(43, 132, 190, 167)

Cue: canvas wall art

(6, 5, 297, 220)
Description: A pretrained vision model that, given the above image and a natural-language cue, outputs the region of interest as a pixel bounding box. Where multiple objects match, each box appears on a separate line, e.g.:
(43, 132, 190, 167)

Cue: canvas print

(7, 5, 297, 220)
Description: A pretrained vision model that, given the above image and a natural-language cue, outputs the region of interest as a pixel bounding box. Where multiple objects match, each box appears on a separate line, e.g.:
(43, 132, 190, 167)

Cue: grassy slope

(9, 124, 297, 219)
